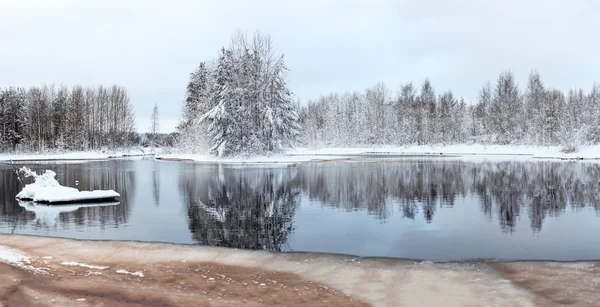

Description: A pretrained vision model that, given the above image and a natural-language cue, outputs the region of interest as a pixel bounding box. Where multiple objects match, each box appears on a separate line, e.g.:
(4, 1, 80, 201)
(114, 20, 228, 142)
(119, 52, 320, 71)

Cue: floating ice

(15, 167, 119, 203)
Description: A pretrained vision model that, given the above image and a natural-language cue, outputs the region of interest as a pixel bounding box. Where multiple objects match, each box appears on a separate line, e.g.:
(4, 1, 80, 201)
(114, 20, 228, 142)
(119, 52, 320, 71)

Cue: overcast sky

(1, 0, 598, 133)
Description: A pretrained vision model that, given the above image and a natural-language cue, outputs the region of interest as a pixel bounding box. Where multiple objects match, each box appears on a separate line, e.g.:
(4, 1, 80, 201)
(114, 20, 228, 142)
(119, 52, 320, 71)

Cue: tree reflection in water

(181, 160, 600, 251)
(180, 164, 300, 251)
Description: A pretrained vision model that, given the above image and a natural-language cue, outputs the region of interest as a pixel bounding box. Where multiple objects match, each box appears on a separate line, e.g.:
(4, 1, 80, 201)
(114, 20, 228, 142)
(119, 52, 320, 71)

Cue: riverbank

(157, 144, 600, 164)
(0, 148, 163, 162)
(0, 235, 598, 306)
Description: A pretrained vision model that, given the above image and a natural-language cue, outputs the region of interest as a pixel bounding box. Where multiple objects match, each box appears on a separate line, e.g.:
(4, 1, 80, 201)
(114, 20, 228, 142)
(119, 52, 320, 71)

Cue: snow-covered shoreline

(0, 148, 163, 162)
(157, 144, 600, 164)
(3, 144, 599, 164)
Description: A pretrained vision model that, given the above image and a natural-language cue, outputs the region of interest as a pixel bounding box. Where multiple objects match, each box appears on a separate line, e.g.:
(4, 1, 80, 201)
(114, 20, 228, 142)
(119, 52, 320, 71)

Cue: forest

(2, 32, 598, 156)
(0, 85, 136, 151)
(179, 32, 600, 156)
(298, 70, 599, 152)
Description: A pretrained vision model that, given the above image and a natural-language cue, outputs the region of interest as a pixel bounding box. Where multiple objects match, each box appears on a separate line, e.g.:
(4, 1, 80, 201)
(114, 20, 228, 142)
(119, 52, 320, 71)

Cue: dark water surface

(1, 158, 599, 261)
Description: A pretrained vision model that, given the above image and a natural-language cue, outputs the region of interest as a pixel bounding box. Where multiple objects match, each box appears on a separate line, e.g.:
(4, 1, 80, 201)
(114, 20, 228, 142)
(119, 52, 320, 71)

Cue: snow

(0, 245, 46, 273)
(15, 167, 119, 203)
(0, 148, 164, 162)
(0, 245, 30, 266)
(60, 261, 109, 270)
(290, 144, 600, 161)
(116, 269, 144, 277)
(156, 153, 348, 164)
(24, 189, 120, 203)
(159, 144, 600, 163)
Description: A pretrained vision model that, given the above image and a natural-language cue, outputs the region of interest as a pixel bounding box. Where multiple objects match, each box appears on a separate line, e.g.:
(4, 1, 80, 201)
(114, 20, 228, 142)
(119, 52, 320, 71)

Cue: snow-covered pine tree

(201, 48, 238, 156)
(191, 32, 301, 157)
(263, 55, 301, 152)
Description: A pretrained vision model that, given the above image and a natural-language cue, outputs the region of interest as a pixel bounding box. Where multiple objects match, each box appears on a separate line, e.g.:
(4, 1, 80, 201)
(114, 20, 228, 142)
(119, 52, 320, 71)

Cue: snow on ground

(0, 147, 164, 162)
(60, 261, 109, 270)
(16, 167, 119, 203)
(291, 144, 600, 160)
(115, 269, 144, 277)
(0, 245, 47, 273)
(156, 153, 348, 164)
(158, 144, 600, 164)
(0, 245, 30, 266)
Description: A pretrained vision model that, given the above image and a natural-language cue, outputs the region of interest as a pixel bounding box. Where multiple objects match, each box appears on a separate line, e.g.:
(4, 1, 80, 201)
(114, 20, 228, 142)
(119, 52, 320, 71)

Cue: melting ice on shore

(15, 167, 119, 203)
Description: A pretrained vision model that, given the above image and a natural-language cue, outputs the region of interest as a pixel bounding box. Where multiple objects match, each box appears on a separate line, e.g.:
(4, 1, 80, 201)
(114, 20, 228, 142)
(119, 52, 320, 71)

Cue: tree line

(299, 70, 600, 151)
(179, 32, 600, 156)
(0, 85, 136, 151)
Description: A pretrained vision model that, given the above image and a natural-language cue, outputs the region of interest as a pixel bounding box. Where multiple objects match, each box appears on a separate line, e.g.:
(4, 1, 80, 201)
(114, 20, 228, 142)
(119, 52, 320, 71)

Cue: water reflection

(180, 165, 300, 251)
(179, 161, 600, 245)
(0, 162, 135, 230)
(0, 159, 599, 260)
(17, 200, 120, 228)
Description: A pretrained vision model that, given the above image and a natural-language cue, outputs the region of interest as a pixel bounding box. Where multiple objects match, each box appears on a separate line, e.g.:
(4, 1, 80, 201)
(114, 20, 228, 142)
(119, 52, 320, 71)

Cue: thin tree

(150, 103, 159, 147)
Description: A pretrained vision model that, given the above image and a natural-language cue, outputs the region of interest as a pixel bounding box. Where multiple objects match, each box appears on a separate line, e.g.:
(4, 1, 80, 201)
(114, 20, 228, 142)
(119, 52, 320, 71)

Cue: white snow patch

(0, 246, 30, 266)
(288, 144, 600, 162)
(15, 167, 119, 203)
(0, 245, 46, 273)
(0, 148, 164, 162)
(76, 298, 86, 302)
(157, 153, 347, 164)
(161, 144, 600, 164)
(116, 269, 144, 277)
(60, 261, 109, 270)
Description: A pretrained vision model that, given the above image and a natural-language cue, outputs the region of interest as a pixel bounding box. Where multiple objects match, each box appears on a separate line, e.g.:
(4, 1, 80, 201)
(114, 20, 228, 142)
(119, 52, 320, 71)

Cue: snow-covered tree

(488, 71, 522, 144)
(180, 32, 301, 157)
(263, 55, 301, 152)
(524, 70, 546, 144)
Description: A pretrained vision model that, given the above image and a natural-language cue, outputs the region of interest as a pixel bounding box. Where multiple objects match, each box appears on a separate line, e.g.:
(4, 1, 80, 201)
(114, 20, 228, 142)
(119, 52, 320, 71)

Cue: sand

(0, 235, 598, 306)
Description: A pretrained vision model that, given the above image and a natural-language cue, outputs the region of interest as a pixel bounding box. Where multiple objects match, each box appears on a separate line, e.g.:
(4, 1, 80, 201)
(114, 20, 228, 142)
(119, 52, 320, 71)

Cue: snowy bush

(560, 125, 588, 153)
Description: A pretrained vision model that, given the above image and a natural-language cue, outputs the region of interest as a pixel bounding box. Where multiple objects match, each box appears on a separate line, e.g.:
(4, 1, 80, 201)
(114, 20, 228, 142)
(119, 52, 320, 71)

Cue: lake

(1, 158, 599, 261)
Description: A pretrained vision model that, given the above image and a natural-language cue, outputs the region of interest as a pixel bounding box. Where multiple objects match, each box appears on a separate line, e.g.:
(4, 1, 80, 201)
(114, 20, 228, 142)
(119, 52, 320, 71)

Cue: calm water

(1, 158, 600, 261)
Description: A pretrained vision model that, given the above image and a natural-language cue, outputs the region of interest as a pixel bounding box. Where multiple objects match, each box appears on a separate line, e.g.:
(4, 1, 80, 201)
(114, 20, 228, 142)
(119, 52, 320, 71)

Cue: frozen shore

(0, 148, 162, 162)
(0, 235, 598, 306)
(3, 145, 600, 164)
(157, 144, 600, 164)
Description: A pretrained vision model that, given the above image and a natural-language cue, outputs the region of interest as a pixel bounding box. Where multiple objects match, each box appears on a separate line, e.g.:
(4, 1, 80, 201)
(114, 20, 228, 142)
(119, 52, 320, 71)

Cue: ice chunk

(15, 167, 119, 203)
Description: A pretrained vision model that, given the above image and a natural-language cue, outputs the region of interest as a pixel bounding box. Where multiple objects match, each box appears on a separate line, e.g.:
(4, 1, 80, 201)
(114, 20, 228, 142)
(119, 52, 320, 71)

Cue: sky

(1, 0, 599, 133)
